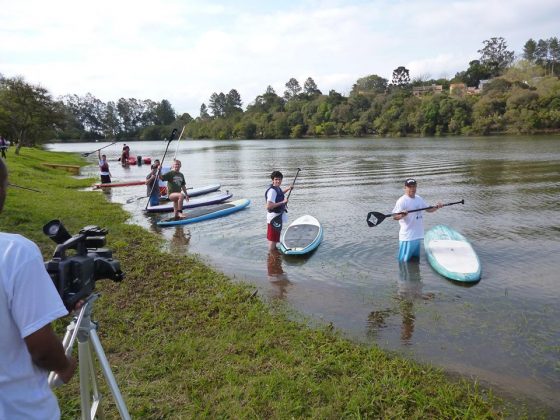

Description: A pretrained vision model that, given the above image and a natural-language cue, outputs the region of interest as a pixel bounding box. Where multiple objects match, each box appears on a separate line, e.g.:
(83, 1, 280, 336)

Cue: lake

(48, 136, 560, 411)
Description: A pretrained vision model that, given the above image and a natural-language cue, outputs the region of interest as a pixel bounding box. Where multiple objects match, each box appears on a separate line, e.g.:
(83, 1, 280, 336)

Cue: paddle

(271, 168, 301, 232)
(8, 183, 42, 193)
(144, 128, 181, 210)
(366, 199, 465, 227)
(81, 141, 117, 157)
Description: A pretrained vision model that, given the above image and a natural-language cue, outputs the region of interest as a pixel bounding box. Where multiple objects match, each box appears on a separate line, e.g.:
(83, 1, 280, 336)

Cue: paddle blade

(271, 214, 283, 232)
(366, 211, 387, 227)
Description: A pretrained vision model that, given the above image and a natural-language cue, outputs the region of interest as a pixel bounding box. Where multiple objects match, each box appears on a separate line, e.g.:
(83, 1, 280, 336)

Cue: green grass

(1, 147, 504, 419)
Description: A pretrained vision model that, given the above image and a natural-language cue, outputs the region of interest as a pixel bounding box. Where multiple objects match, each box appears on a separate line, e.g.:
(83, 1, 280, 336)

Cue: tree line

(1, 36, 559, 151)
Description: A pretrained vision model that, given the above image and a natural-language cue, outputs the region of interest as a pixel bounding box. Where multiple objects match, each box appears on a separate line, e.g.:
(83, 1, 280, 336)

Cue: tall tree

(284, 78, 302, 101)
(523, 39, 537, 62)
(548, 37, 560, 75)
(199, 103, 210, 120)
(225, 89, 243, 116)
(391, 66, 411, 87)
(478, 37, 515, 77)
(535, 39, 549, 67)
(154, 99, 176, 125)
(303, 77, 321, 96)
(0, 76, 63, 153)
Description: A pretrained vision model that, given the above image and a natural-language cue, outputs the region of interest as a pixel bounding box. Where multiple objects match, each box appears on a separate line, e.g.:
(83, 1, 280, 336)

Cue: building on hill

(412, 84, 443, 97)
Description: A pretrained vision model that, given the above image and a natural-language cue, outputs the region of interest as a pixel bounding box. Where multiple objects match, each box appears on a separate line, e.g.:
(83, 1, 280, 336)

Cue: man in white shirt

(0, 159, 77, 419)
(392, 178, 442, 262)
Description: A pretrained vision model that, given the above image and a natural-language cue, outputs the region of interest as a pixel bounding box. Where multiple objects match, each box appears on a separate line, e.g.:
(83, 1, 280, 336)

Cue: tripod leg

(89, 329, 131, 420)
(78, 340, 92, 420)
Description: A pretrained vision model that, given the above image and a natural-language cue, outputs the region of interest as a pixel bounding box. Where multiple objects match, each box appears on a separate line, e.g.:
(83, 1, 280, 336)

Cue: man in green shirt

(160, 159, 189, 219)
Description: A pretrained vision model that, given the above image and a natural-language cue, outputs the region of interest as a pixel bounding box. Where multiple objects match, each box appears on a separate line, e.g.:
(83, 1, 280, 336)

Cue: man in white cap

(392, 178, 442, 262)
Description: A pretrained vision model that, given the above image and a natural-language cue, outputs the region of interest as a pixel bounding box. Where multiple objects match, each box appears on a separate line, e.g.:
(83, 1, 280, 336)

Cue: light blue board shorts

(397, 239, 421, 262)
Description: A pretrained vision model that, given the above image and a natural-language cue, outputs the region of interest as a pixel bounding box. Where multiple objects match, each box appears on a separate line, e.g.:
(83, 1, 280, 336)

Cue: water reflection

(368, 261, 434, 345)
(169, 226, 191, 253)
(267, 249, 291, 299)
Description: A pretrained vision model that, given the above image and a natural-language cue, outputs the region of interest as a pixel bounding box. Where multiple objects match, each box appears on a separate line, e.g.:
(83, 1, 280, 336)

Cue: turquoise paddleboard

(279, 215, 323, 255)
(157, 199, 250, 226)
(424, 225, 481, 282)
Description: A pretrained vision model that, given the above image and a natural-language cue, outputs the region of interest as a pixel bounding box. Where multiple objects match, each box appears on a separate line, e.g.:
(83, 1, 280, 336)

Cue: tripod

(49, 294, 131, 420)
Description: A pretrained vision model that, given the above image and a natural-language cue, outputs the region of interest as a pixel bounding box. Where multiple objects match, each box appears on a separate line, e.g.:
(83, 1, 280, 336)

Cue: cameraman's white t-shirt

(0, 233, 68, 419)
(392, 194, 429, 241)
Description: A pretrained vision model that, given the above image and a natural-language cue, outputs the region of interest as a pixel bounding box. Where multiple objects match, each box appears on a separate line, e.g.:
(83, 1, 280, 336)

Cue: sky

(1, 0, 559, 117)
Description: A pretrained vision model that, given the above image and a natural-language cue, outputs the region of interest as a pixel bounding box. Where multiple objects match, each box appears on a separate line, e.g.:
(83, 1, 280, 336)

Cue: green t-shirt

(161, 170, 186, 194)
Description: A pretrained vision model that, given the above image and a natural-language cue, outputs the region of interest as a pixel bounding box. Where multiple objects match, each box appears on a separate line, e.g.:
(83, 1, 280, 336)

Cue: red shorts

(267, 223, 281, 242)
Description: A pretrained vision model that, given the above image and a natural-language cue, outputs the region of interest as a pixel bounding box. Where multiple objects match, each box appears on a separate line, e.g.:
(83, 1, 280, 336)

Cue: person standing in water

(98, 151, 111, 184)
(392, 178, 442, 262)
(265, 170, 292, 252)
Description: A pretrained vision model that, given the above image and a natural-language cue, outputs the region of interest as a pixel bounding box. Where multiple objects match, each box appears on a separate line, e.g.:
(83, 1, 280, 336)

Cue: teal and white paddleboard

(279, 215, 323, 255)
(157, 199, 250, 227)
(424, 225, 481, 282)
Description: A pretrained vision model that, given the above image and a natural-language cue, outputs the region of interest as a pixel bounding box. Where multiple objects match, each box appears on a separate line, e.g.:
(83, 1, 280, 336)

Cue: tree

(548, 37, 560, 75)
(224, 89, 243, 117)
(0, 76, 63, 153)
(199, 103, 210, 120)
(351, 74, 388, 95)
(391, 66, 411, 87)
(523, 39, 537, 62)
(535, 39, 549, 67)
(454, 60, 492, 87)
(303, 77, 321, 96)
(154, 99, 176, 125)
(284, 78, 302, 101)
(209, 92, 227, 117)
(478, 37, 515, 77)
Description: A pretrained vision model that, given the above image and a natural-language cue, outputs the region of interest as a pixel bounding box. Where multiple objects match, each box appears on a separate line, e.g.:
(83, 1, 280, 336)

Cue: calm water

(48, 136, 560, 410)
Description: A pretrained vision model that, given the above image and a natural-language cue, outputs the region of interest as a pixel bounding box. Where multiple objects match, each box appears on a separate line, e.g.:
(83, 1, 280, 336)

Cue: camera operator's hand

(25, 324, 77, 382)
(55, 355, 77, 384)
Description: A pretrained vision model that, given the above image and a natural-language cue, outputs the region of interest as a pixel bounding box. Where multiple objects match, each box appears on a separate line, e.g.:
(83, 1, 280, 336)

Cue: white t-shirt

(392, 194, 429, 241)
(266, 188, 288, 224)
(0, 233, 68, 420)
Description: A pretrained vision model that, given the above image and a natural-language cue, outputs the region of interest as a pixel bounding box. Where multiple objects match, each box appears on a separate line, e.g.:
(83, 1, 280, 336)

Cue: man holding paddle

(97, 151, 112, 184)
(393, 178, 442, 262)
(265, 170, 293, 252)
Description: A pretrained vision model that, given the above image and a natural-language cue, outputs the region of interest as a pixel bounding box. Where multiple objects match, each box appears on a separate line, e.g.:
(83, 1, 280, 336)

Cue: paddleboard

(159, 183, 221, 200)
(278, 215, 323, 255)
(146, 191, 233, 213)
(424, 225, 481, 282)
(93, 180, 145, 189)
(157, 199, 250, 226)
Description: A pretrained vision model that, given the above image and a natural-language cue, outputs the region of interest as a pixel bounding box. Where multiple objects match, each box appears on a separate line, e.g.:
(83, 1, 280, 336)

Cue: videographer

(0, 159, 77, 418)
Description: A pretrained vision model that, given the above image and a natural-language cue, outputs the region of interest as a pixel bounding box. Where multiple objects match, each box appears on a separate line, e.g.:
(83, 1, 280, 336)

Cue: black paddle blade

(366, 211, 387, 227)
(168, 128, 178, 141)
(271, 214, 283, 232)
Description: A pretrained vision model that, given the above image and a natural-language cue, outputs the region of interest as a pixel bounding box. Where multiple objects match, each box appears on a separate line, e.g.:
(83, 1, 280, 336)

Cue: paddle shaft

(366, 199, 464, 227)
(285, 168, 301, 203)
(144, 128, 179, 210)
(83, 141, 117, 156)
(385, 199, 464, 217)
(173, 126, 186, 160)
(8, 183, 42, 193)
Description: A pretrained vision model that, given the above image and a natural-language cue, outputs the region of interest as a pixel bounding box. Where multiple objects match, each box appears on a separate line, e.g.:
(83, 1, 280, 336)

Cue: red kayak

(120, 156, 152, 165)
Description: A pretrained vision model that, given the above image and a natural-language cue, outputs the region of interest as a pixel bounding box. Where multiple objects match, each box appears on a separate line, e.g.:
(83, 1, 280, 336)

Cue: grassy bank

(1, 147, 503, 418)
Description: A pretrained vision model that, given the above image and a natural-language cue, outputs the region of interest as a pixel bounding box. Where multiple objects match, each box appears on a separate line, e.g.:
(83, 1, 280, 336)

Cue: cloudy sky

(1, 0, 559, 116)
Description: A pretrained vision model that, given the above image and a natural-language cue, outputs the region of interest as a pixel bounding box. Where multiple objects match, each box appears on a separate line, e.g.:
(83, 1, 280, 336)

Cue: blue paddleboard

(279, 215, 323, 255)
(157, 199, 250, 227)
(424, 225, 481, 282)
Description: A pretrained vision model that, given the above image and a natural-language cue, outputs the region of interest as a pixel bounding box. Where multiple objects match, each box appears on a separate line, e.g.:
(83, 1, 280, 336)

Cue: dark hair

(270, 170, 283, 180)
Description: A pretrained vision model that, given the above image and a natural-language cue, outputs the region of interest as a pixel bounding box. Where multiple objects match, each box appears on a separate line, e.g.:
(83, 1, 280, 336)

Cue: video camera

(43, 219, 124, 310)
